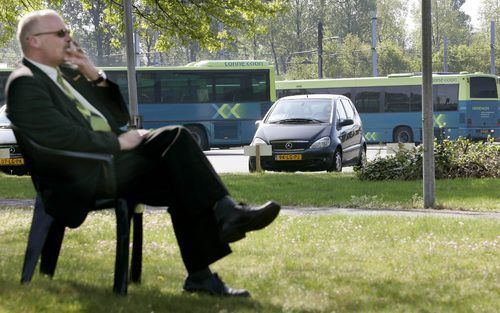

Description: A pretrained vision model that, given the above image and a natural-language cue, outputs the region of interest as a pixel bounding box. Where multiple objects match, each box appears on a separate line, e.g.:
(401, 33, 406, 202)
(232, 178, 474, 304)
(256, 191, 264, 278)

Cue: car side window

(336, 100, 347, 121)
(341, 99, 355, 119)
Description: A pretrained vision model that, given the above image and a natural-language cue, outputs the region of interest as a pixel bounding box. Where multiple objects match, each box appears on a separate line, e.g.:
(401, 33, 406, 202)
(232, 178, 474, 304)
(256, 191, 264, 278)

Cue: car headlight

(251, 137, 267, 146)
(310, 137, 331, 149)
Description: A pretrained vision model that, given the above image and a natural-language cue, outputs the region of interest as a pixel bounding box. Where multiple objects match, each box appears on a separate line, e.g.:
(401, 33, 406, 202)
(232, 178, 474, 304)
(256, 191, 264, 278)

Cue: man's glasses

(32, 29, 71, 38)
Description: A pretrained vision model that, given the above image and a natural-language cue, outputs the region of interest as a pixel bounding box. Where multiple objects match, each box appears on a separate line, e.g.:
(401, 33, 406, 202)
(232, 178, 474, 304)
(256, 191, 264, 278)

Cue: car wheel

(394, 126, 413, 143)
(185, 125, 209, 150)
(327, 149, 342, 172)
(357, 146, 367, 168)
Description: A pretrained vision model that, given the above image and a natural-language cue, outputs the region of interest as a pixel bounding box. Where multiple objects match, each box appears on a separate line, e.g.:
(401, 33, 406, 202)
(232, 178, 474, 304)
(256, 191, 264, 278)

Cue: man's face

(30, 14, 71, 67)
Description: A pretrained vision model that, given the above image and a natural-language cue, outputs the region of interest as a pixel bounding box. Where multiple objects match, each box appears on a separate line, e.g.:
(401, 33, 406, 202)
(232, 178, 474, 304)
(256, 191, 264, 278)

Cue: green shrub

(355, 137, 500, 180)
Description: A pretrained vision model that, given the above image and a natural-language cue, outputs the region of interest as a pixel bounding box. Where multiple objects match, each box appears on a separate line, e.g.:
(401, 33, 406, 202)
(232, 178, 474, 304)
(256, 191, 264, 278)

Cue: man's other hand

(118, 129, 149, 151)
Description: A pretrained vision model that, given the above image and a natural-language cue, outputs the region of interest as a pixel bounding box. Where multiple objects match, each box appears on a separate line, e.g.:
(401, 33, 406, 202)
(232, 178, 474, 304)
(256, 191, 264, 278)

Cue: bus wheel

(186, 125, 209, 150)
(327, 149, 342, 172)
(394, 126, 413, 143)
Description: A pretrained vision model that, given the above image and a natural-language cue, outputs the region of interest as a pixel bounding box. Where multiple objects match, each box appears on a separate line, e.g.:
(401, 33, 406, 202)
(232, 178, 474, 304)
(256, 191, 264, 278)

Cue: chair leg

(130, 212, 143, 284)
(113, 198, 129, 295)
(21, 193, 54, 283)
(40, 220, 65, 277)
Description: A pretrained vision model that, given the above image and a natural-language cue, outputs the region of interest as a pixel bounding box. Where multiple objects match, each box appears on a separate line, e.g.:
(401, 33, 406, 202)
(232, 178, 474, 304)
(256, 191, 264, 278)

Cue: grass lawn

(1, 172, 499, 212)
(0, 209, 498, 312)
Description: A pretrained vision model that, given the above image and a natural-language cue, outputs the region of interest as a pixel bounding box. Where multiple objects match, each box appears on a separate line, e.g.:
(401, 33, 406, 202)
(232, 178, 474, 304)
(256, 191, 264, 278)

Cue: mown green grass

(0, 209, 498, 312)
(1, 172, 499, 211)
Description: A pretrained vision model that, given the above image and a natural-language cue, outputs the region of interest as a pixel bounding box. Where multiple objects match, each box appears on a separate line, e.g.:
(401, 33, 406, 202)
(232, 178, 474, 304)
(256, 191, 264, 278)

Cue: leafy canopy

(0, 0, 284, 52)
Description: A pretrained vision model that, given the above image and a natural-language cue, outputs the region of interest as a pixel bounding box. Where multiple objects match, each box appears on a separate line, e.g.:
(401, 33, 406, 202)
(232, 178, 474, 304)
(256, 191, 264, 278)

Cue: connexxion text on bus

(276, 72, 499, 143)
(103, 60, 276, 150)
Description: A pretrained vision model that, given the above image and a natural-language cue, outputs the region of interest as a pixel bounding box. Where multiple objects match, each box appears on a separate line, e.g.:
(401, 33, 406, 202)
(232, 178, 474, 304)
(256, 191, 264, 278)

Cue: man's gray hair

(17, 9, 60, 53)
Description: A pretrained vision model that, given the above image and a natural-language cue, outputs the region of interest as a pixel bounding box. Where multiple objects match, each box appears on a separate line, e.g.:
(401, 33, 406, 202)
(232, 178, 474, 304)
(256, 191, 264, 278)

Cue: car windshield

(0, 105, 10, 125)
(267, 99, 332, 124)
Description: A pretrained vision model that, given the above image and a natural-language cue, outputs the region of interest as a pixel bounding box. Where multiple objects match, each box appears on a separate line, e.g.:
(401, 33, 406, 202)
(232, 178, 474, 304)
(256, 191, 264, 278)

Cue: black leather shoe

(183, 273, 251, 297)
(215, 198, 281, 243)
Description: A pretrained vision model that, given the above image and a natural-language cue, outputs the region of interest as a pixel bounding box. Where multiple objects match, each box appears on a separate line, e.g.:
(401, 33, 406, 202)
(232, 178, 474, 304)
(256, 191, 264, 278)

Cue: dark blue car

(249, 94, 366, 172)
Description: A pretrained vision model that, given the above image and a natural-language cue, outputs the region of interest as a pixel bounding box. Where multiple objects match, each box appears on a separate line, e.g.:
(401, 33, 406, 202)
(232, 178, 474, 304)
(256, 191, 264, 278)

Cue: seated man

(6, 9, 280, 297)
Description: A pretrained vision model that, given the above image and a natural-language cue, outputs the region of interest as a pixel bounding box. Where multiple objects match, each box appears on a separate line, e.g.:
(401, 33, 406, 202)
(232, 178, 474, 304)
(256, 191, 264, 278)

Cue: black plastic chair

(13, 128, 143, 295)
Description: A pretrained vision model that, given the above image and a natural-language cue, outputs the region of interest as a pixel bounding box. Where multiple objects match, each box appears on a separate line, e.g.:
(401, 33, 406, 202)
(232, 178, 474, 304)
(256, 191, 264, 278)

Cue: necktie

(56, 70, 111, 132)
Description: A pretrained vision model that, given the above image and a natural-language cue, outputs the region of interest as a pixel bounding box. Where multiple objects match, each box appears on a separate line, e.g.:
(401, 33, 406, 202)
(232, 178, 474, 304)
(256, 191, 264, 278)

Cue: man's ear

(26, 35, 41, 49)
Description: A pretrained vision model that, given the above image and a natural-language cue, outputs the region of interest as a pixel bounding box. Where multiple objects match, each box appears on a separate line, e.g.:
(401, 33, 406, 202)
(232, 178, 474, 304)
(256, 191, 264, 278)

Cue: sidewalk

(1, 198, 499, 219)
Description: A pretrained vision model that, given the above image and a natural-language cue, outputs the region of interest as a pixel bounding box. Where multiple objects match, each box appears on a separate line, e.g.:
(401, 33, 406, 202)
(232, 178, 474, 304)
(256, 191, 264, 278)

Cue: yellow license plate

(0, 158, 24, 166)
(275, 154, 302, 161)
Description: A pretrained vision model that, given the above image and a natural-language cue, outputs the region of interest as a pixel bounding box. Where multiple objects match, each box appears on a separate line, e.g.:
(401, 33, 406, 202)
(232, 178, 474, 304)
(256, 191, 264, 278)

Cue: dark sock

(187, 267, 212, 281)
(213, 196, 236, 211)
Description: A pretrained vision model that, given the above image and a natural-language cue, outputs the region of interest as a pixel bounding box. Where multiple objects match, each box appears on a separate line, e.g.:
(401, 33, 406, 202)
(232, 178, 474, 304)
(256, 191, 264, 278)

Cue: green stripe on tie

(56, 69, 111, 131)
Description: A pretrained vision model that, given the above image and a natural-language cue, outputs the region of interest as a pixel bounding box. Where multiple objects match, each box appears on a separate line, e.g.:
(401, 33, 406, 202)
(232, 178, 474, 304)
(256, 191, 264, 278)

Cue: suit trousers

(110, 126, 232, 272)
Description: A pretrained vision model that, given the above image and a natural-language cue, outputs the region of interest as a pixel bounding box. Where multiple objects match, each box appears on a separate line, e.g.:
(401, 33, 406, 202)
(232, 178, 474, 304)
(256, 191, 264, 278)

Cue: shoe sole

(219, 202, 280, 243)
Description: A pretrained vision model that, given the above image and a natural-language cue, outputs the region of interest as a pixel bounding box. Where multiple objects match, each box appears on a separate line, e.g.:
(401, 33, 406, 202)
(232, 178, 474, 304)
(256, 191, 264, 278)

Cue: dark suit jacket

(6, 59, 129, 227)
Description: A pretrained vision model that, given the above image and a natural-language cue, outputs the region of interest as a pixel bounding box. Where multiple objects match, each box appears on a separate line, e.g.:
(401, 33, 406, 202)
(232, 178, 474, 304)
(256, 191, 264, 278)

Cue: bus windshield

(470, 77, 498, 98)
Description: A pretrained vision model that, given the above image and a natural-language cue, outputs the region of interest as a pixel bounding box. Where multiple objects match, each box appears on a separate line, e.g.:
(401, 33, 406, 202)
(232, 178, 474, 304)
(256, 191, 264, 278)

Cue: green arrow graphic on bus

(434, 114, 447, 128)
(212, 103, 242, 119)
(230, 103, 241, 118)
(364, 132, 380, 141)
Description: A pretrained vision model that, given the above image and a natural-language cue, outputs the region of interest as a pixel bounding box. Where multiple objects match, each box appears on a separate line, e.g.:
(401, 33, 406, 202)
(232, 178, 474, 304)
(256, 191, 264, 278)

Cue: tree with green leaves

(0, 0, 284, 66)
(375, 0, 407, 48)
(410, 0, 473, 52)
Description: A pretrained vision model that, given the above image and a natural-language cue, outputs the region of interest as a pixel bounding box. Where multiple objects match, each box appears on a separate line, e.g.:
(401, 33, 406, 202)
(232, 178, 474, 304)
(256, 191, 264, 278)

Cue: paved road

(1, 199, 498, 219)
(205, 145, 388, 173)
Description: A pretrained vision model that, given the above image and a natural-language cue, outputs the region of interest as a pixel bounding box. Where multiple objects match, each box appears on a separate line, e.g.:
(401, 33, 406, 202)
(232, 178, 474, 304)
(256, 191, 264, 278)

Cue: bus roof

(276, 72, 499, 89)
(185, 60, 270, 68)
(99, 60, 273, 72)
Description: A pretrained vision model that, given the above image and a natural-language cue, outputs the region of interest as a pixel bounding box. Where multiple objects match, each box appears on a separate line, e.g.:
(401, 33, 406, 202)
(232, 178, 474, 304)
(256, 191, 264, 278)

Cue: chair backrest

(12, 126, 116, 195)
(12, 126, 118, 227)
(12, 125, 116, 188)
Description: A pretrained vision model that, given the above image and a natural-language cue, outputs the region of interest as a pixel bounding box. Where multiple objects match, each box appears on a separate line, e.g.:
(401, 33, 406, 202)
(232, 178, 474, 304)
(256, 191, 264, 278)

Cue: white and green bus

(0, 60, 276, 150)
(276, 72, 499, 143)
(105, 60, 276, 149)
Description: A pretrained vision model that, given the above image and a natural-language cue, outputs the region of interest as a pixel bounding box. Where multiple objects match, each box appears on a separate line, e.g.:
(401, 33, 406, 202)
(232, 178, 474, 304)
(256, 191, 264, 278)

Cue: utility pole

(124, 0, 141, 128)
(318, 21, 323, 79)
(443, 35, 448, 72)
(371, 11, 378, 77)
(422, 0, 435, 208)
(491, 21, 496, 75)
(317, 0, 325, 79)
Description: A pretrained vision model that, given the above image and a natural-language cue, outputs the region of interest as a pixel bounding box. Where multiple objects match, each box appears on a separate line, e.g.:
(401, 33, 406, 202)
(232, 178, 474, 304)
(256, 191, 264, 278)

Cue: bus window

(137, 72, 157, 104)
(0, 73, 8, 103)
(353, 87, 381, 113)
(385, 86, 410, 112)
(470, 77, 498, 98)
(159, 72, 211, 104)
(215, 71, 269, 102)
(277, 89, 307, 98)
(328, 88, 351, 99)
(251, 73, 270, 102)
(410, 85, 422, 111)
(106, 71, 129, 103)
(434, 84, 458, 111)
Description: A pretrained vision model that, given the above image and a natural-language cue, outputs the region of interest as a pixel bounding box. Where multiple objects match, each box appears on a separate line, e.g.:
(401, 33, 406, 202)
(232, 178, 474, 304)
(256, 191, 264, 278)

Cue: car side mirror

(338, 118, 354, 128)
(255, 120, 262, 128)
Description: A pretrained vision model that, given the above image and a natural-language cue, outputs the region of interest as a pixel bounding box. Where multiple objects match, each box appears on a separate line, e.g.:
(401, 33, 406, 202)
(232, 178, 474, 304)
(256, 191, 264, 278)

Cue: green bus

(0, 60, 276, 150)
(276, 72, 499, 143)
(104, 60, 276, 149)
